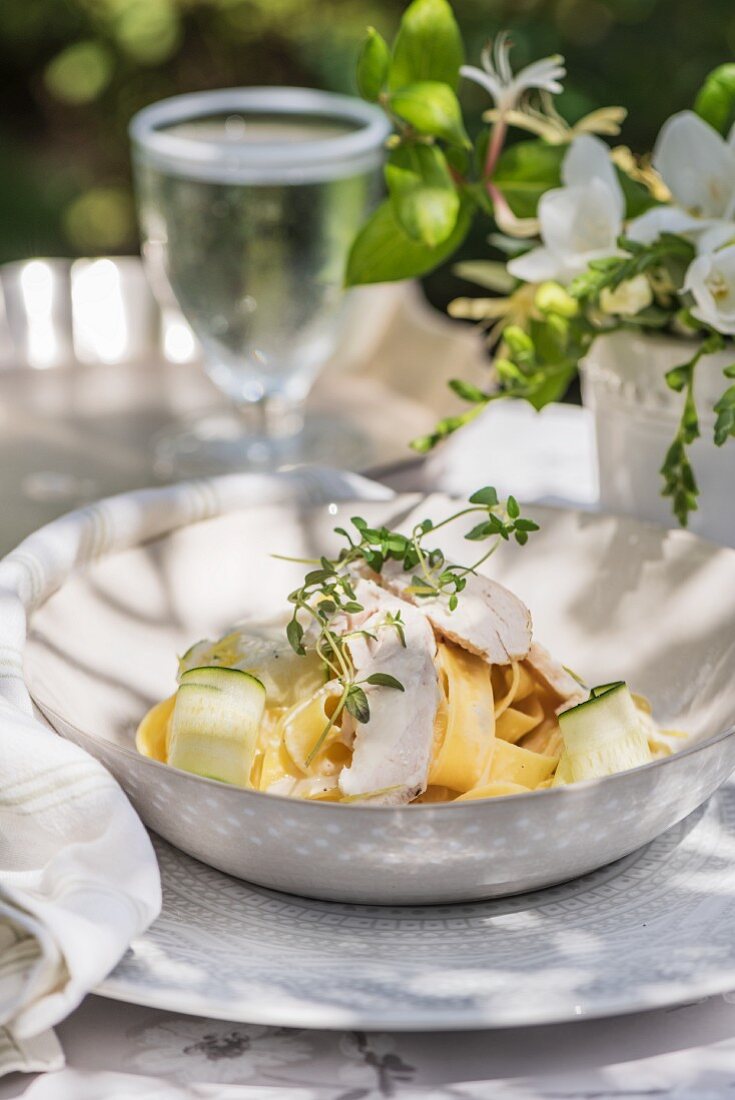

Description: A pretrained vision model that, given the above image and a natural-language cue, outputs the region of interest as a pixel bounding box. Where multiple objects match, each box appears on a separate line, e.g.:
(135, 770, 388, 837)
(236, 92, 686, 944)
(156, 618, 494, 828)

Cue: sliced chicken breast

(371, 559, 532, 666)
(337, 579, 440, 805)
(526, 641, 588, 713)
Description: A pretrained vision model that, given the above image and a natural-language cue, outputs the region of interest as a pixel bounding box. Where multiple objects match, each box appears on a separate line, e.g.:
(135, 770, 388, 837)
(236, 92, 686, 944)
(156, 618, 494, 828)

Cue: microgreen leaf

(465, 521, 493, 541)
(286, 619, 305, 656)
(364, 673, 405, 691)
(304, 568, 334, 586)
(345, 685, 371, 724)
(469, 486, 499, 506)
(281, 487, 538, 736)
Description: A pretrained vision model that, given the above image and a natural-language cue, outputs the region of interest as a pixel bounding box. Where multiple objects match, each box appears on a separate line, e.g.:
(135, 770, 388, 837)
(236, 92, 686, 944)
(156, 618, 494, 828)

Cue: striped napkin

(0, 468, 392, 1079)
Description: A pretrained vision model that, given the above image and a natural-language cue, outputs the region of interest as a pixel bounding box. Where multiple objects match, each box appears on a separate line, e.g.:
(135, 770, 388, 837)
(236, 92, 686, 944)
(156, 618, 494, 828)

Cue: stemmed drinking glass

(129, 87, 390, 474)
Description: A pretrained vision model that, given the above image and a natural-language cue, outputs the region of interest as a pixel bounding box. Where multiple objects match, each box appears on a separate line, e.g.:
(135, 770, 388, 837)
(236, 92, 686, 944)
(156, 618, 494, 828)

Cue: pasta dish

(136, 490, 679, 804)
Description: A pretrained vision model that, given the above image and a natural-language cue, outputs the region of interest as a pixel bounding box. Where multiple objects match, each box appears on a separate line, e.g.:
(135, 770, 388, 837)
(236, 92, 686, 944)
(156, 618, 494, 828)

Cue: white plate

(99, 780, 735, 1029)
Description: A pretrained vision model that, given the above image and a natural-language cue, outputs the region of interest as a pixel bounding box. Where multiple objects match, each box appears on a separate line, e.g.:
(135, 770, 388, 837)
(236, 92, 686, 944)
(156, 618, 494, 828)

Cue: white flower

(128, 1017, 312, 1084)
(684, 244, 735, 334)
(628, 111, 735, 245)
(461, 33, 566, 115)
(507, 134, 623, 284)
(697, 220, 735, 255)
(600, 274, 653, 315)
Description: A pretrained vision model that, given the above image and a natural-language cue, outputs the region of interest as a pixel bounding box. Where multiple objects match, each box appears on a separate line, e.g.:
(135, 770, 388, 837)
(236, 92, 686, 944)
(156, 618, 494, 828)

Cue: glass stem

(239, 392, 306, 444)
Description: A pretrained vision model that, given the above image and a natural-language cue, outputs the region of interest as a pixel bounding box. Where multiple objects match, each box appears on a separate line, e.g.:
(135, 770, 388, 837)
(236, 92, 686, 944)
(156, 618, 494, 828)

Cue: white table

(3, 354, 735, 1099)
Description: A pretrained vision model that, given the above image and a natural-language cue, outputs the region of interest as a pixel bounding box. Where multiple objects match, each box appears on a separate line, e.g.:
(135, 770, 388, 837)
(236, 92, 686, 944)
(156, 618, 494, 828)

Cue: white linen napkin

(423, 400, 598, 507)
(0, 468, 392, 1078)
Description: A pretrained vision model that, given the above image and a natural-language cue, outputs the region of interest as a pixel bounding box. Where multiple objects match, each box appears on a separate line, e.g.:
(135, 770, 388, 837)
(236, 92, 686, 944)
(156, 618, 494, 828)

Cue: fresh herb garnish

(280, 487, 538, 764)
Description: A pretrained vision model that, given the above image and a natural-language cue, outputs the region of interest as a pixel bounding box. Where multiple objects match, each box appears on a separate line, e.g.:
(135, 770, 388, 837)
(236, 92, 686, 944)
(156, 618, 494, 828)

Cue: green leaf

(445, 143, 470, 176)
(531, 314, 569, 364)
(345, 685, 371, 724)
(507, 495, 520, 519)
(389, 82, 469, 147)
(524, 362, 579, 410)
(695, 63, 735, 135)
(385, 143, 459, 246)
(492, 141, 564, 218)
(304, 568, 333, 585)
(714, 384, 735, 446)
(345, 196, 472, 286)
(388, 0, 464, 91)
(464, 520, 493, 540)
(364, 672, 405, 691)
(660, 357, 702, 526)
(469, 486, 499, 506)
(356, 27, 391, 102)
(724, 364, 735, 378)
(665, 364, 690, 393)
(286, 619, 305, 655)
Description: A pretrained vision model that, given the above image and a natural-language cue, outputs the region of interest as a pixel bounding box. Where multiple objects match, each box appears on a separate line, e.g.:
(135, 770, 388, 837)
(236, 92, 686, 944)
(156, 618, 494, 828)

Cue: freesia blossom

(628, 111, 735, 246)
(483, 101, 627, 145)
(684, 244, 735, 334)
(461, 33, 566, 115)
(507, 135, 623, 284)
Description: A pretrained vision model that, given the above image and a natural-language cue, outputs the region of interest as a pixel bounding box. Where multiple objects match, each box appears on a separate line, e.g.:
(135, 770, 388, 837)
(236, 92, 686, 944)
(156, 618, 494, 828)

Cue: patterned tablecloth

(2, 271, 735, 1097)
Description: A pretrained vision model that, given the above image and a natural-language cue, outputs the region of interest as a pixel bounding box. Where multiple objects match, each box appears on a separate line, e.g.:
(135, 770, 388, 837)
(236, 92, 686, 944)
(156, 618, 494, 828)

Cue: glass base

(151, 409, 379, 480)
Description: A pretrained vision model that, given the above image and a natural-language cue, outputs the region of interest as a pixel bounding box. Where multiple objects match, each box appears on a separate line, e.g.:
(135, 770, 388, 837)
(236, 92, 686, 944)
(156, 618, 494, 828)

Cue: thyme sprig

(282, 487, 539, 764)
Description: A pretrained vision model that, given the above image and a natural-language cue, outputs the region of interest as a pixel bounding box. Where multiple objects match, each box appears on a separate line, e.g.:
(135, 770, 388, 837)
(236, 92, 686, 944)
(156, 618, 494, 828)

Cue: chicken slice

(526, 641, 588, 713)
(337, 579, 440, 805)
(370, 559, 532, 666)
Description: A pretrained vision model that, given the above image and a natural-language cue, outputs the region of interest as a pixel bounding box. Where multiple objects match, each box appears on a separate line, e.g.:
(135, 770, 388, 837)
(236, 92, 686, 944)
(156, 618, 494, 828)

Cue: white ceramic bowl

(25, 492, 735, 904)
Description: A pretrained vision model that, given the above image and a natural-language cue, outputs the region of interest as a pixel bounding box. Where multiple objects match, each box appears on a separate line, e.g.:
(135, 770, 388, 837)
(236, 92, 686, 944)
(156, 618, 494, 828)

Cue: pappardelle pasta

(137, 495, 681, 805)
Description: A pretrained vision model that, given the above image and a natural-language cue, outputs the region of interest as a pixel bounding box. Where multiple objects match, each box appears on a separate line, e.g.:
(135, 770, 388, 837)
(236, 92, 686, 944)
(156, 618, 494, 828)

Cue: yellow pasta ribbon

(135, 694, 176, 763)
(429, 643, 495, 793)
(455, 780, 531, 801)
(487, 738, 559, 788)
(280, 686, 347, 776)
(496, 692, 546, 744)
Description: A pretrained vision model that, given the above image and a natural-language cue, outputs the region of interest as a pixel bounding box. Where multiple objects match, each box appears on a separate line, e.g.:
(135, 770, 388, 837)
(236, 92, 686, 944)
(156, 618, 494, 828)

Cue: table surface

(3, 357, 735, 1099)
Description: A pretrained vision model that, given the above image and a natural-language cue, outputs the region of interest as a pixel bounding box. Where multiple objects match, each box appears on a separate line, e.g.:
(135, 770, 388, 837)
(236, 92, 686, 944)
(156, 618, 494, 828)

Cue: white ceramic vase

(581, 328, 735, 545)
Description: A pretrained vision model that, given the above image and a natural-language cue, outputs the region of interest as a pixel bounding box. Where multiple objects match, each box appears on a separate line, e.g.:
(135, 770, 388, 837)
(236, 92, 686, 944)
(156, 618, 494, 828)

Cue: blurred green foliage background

(1, 0, 732, 290)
